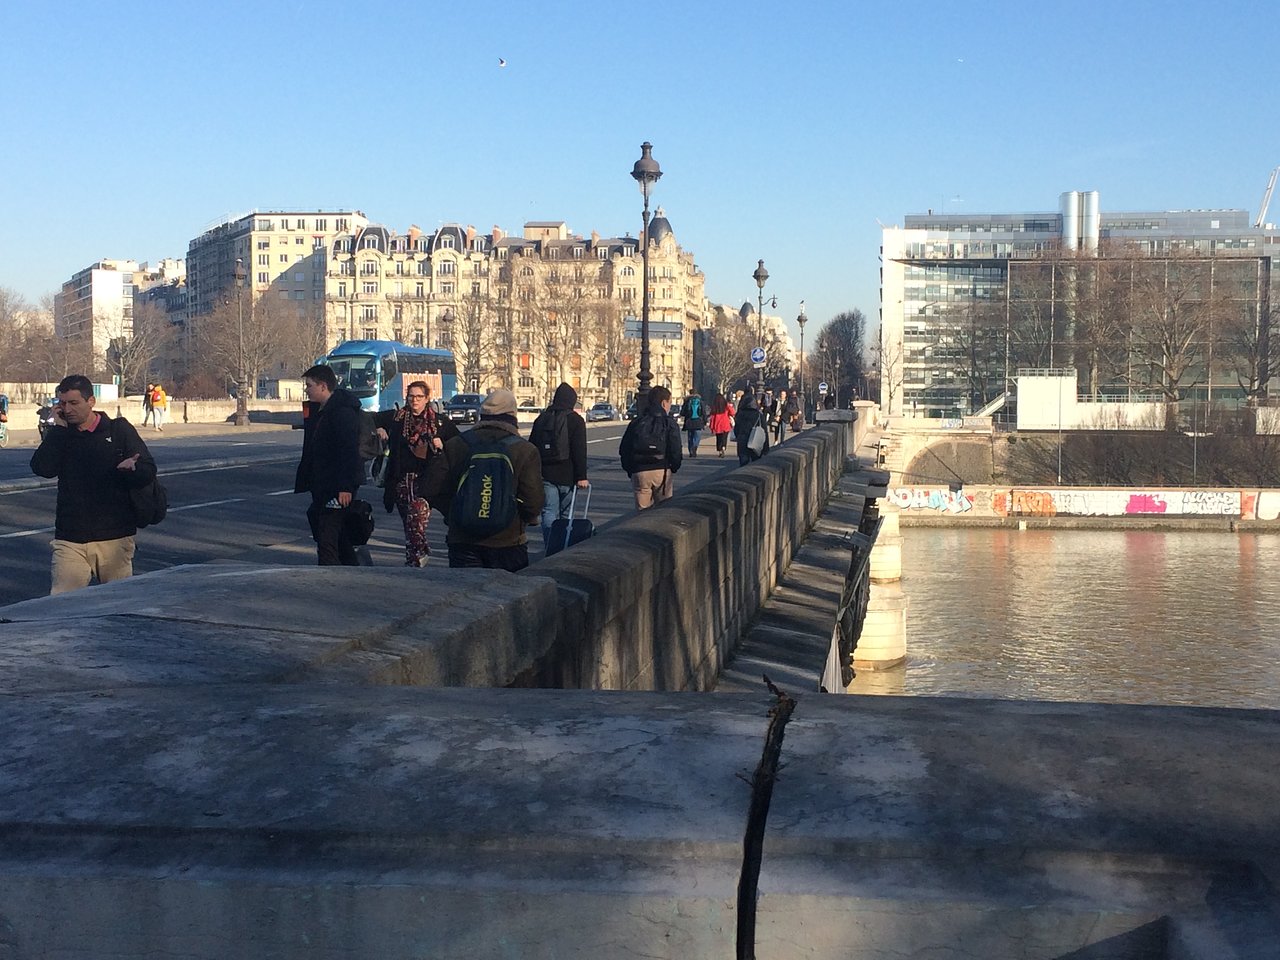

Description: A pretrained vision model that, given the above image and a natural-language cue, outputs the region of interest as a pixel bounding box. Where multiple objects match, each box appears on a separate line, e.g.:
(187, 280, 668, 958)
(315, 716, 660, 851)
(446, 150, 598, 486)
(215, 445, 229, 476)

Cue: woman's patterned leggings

(396, 475, 431, 566)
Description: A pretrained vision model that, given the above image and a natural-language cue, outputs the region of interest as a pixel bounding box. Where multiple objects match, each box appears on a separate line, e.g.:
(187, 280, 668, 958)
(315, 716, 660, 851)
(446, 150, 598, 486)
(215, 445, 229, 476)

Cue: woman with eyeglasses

(373, 381, 459, 566)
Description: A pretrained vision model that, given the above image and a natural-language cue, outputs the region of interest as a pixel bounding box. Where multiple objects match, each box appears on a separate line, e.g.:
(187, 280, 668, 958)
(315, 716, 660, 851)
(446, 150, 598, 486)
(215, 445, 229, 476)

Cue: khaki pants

(51, 537, 136, 595)
(631, 468, 674, 510)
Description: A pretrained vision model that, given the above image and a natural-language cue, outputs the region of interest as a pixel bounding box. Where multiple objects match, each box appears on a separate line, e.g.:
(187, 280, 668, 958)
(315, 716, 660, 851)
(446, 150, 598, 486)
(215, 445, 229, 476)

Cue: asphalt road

(0, 422, 753, 607)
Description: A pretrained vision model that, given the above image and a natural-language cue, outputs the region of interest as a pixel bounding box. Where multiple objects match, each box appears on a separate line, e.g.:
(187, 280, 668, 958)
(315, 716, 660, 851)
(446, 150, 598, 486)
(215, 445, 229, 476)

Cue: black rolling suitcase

(546, 483, 594, 556)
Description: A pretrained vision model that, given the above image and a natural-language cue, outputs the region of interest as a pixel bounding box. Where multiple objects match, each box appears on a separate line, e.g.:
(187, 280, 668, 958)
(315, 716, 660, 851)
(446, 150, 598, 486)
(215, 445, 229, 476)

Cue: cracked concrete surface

(0, 687, 1275, 957)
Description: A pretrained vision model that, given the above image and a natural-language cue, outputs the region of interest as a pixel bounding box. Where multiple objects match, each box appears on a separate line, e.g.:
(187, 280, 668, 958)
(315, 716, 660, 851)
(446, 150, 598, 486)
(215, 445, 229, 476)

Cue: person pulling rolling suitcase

(546, 482, 594, 556)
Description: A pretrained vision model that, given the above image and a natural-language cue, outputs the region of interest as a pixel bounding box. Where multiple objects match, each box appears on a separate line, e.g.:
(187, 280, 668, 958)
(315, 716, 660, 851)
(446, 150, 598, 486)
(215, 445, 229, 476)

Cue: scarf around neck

(399, 404, 437, 449)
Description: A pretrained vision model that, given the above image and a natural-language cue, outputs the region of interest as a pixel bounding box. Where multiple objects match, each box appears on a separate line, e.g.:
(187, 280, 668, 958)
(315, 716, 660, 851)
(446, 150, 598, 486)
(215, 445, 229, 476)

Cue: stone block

(0, 564, 560, 691)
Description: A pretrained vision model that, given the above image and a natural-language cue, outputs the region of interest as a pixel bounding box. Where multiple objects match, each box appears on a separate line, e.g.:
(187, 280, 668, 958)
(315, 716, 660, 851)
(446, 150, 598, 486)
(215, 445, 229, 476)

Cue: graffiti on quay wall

(887, 487, 974, 513)
(1251, 492, 1280, 521)
(992, 489, 1243, 518)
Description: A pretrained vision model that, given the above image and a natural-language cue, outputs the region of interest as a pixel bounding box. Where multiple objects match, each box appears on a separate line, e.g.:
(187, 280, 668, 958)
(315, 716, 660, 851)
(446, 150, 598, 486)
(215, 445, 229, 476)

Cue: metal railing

(821, 506, 883, 693)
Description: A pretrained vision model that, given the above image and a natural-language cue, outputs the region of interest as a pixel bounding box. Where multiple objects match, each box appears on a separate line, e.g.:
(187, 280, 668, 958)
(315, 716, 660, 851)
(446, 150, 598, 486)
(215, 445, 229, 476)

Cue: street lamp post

(753, 259, 769, 397)
(630, 142, 662, 408)
(232, 259, 249, 427)
(796, 302, 807, 416)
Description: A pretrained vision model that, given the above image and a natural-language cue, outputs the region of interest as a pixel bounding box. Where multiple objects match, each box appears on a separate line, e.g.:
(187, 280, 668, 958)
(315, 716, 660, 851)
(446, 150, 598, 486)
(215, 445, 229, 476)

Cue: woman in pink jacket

(707, 393, 735, 458)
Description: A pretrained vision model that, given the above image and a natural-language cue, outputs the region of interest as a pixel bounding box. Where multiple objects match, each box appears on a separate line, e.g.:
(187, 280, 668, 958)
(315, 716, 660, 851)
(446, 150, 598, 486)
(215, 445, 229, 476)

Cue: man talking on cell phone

(30, 375, 157, 594)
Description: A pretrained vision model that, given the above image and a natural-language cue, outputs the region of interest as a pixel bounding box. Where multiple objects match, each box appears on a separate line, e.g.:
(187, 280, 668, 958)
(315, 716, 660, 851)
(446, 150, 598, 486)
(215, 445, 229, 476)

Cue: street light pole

(233, 259, 248, 427)
(753, 259, 769, 397)
(631, 142, 662, 408)
(796, 302, 807, 417)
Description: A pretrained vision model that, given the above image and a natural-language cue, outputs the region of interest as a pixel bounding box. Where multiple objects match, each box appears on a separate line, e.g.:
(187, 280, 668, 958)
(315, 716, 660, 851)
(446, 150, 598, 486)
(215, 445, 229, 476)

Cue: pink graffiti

(1125, 494, 1168, 514)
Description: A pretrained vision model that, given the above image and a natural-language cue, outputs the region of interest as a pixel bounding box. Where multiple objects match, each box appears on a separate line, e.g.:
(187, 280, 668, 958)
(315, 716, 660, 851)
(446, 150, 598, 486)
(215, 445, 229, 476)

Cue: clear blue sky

(1, 0, 1275, 348)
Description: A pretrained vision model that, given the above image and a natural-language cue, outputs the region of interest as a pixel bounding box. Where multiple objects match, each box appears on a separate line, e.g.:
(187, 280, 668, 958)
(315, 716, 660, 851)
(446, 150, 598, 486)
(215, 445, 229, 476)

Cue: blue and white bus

(317, 340, 458, 412)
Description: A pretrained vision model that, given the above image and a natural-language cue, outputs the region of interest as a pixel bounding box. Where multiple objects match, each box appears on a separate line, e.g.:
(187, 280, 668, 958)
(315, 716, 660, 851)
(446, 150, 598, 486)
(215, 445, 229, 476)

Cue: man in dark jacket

(618, 385, 682, 510)
(294, 364, 365, 565)
(422, 388, 544, 571)
(30, 374, 157, 594)
(530, 382, 588, 551)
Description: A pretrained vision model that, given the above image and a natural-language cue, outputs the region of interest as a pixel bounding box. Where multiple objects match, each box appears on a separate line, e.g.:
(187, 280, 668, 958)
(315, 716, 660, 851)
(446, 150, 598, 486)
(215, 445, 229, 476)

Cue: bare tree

(939, 301, 1005, 412)
(450, 291, 494, 393)
(811, 309, 868, 404)
(699, 305, 752, 396)
(1128, 256, 1224, 402)
(582, 299, 627, 408)
(871, 323, 904, 411)
(101, 301, 176, 394)
(1067, 254, 1130, 396)
(1006, 258, 1062, 369)
(194, 288, 289, 404)
(273, 303, 328, 381)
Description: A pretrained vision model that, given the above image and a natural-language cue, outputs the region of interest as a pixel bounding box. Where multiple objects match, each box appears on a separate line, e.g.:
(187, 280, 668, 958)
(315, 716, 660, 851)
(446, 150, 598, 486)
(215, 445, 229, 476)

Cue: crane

(1256, 165, 1279, 228)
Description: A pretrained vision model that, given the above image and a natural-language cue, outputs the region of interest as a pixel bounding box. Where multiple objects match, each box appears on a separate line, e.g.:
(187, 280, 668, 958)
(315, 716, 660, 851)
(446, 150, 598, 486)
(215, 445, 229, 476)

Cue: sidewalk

(717, 430, 886, 694)
(2, 420, 297, 450)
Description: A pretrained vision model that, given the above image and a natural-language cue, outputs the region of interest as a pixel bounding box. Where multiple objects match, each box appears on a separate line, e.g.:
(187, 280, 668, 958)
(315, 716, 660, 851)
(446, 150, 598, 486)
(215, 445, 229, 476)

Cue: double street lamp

(232, 259, 249, 427)
(630, 141, 662, 407)
(753, 259, 769, 397)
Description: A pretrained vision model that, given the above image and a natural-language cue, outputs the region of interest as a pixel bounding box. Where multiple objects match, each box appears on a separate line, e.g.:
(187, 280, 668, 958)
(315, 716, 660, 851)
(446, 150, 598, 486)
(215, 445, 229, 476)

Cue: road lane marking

(266, 489, 294, 496)
(167, 498, 245, 513)
(0, 526, 54, 539)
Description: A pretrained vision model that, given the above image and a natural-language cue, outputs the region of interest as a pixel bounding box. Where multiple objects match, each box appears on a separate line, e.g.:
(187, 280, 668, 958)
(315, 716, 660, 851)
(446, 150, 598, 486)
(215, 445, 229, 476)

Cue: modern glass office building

(880, 191, 1279, 418)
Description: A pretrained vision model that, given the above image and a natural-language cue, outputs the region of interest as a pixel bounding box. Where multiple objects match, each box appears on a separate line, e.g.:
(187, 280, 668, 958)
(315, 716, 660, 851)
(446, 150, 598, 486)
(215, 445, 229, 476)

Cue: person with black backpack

(529, 382, 588, 551)
(680, 392, 705, 457)
(618, 385, 682, 510)
(422, 388, 544, 571)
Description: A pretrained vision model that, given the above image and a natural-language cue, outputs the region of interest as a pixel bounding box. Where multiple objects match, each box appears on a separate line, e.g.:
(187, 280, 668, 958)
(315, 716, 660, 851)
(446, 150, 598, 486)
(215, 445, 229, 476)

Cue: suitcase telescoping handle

(563, 482, 592, 553)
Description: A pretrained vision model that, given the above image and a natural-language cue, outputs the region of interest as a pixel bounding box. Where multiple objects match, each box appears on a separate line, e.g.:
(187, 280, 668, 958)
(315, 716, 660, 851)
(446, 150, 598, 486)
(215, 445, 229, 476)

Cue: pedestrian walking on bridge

(30, 375, 157, 594)
(619, 386, 682, 510)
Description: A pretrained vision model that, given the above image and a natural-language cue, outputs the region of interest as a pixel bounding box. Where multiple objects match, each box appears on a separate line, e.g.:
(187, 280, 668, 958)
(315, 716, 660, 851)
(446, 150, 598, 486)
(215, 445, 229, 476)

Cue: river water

(849, 527, 1280, 709)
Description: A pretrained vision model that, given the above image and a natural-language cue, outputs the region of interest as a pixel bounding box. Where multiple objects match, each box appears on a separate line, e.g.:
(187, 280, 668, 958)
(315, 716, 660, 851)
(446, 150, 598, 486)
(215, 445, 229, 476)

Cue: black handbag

(343, 499, 375, 546)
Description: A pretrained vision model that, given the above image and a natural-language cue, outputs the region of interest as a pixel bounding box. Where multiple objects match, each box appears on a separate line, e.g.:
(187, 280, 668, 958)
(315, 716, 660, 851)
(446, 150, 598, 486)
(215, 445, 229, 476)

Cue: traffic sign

(750, 346, 766, 365)
(818, 381, 829, 394)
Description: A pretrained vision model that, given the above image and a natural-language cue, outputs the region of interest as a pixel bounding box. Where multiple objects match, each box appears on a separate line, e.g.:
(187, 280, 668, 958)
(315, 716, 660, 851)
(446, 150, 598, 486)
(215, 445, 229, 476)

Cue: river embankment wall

(888, 482, 1280, 530)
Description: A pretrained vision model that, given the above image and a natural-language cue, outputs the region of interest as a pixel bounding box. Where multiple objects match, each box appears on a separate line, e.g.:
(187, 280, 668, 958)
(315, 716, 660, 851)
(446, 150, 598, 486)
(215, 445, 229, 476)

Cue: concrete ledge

(515, 423, 851, 691)
(0, 687, 1274, 958)
(0, 563, 559, 690)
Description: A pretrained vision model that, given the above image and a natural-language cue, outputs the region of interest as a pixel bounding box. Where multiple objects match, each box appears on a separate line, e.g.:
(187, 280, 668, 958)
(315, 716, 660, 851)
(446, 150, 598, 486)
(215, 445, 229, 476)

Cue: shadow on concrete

(1053, 919, 1167, 958)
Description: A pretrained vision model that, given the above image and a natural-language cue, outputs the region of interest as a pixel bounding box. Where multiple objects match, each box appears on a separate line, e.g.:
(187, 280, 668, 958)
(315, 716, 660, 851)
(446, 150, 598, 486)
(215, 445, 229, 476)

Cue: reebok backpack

(631, 413, 669, 465)
(451, 432, 520, 538)
(530, 408, 570, 464)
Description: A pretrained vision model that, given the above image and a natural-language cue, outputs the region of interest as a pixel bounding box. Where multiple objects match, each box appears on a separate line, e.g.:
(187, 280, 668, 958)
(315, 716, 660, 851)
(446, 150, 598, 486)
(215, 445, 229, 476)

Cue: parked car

(443, 393, 485, 424)
(586, 402, 620, 422)
(623, 402, 638, 420)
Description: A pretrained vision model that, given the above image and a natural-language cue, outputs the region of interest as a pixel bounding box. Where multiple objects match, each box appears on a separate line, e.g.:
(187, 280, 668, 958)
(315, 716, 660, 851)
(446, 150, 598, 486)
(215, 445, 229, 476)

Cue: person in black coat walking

(733, 391, 769, 466)
(530, 382, 588, 551)
(29, 374, 157, 594)
(294, 365, 365, 565)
